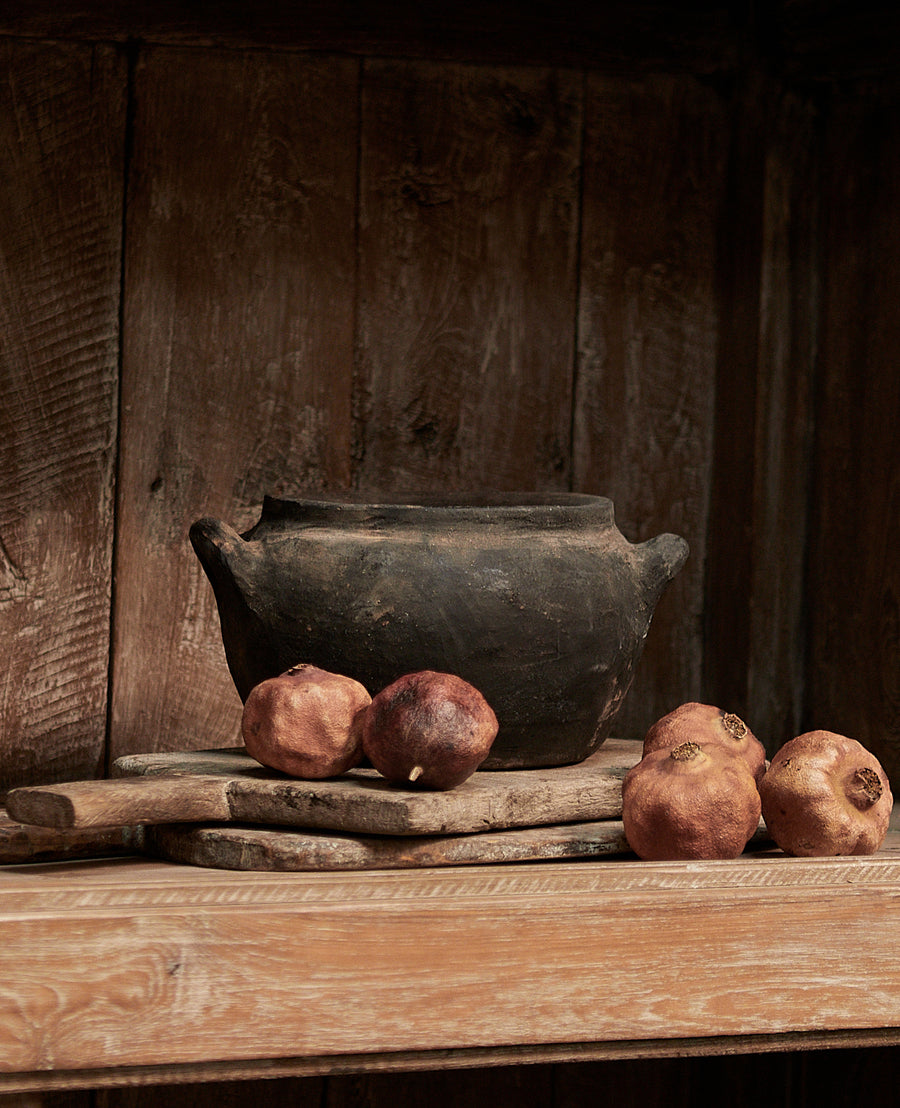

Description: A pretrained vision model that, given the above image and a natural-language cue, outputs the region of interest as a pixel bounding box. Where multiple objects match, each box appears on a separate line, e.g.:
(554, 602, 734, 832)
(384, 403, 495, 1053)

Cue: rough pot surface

(190, 493, 689, 769)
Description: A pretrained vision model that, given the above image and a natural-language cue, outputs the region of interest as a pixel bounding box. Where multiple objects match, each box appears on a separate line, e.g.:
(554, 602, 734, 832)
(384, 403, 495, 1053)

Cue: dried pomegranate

(759, 730, 893, 856)
(622, 740, 762, 861)
(642, 701, 766, 784)
(241, 663, 371, 779)
(362, 670, 498, 790)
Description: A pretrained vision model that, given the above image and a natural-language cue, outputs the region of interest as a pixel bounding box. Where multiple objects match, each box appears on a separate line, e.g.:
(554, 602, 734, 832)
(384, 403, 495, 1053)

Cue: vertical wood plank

(747, 88, 820, 752)
(572, 72, 728, 739)
(354, 59, 582, 494)
(701, 75, 766, 732)
(111, 47, 359, 759)
(806, 80, 900, 783)
(0, 41, 125, 793)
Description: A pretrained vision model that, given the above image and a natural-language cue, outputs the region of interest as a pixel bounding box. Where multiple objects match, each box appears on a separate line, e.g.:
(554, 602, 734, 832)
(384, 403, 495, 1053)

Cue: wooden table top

(2, 824, 900, 1093)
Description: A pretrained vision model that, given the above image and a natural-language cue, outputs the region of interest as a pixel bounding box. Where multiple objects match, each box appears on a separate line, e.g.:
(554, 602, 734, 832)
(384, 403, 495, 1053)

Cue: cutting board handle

(6, 775, 232, 830)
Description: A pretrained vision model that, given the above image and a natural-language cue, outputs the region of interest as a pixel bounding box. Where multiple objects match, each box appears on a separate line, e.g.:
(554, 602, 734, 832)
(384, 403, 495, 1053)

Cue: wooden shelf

(3, 832, 900, 1092)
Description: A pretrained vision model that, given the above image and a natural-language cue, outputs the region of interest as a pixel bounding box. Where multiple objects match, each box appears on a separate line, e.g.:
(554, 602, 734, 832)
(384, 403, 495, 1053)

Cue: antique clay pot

(190, 493, 689, 769)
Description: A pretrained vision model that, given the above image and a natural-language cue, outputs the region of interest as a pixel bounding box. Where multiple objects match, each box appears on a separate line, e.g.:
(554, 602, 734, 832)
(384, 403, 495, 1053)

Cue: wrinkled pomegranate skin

(241, 664, 371, 779)
(362, 670, 499, 790)
(642, 702, 767, 784)
(622, 741, 762, 861)
(759, 730, 893, 856)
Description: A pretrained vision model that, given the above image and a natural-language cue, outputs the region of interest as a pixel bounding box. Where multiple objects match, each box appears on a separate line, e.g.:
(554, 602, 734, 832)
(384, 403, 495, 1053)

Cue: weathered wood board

(145, 814, 773, 872)
(805, 83, 900, 783)
(0, 809, 143, 865)
(111, 47, 360, 764)
(7, 739, 641, 837)
(4, 834, 900, 1083)
(572, 73, 728, 739)
(356, 59, 581, 494)
(0, 40, 125, 794)
(145, 818, 632, 871)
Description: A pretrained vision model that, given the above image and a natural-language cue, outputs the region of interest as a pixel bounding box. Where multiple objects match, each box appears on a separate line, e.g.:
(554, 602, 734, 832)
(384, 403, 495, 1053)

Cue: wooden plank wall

(806, 80, 900, 785)
(5, 30, 862, 787)
(0, 8, 897, 782)
(0, 41, 124, 788)
(110, 47, 360, 762)
(573, 72, 726, 739)
(102, 48, 739, 770)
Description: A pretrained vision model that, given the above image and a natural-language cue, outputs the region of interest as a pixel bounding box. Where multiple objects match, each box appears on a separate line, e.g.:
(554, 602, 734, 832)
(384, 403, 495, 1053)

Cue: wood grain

(0, 40, 125, 794)
(2, 845, 900, 1078)
(703, 79, 822, 756)
(747, 87, 820, 752)
(0, 810, 142, 866)
(8, 739, 640, 834)
(572, 72, 728, 739)
(354, 59, 581, 494)
(806, 81, 900, 783)
(145, 817, 631, 871)
(110, 48, 360, 761)
(701, 74, 766, 730)
(6, 776, 231, 831)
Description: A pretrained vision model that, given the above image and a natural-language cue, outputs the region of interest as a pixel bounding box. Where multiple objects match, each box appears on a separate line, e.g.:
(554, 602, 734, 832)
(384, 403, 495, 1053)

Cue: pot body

(191, 493, 689, 769)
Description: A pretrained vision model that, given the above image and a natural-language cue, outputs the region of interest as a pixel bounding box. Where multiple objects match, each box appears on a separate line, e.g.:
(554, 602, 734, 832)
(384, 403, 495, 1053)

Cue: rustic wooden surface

(143, 814, 771, 872)
(704, 76, 824, 751)
(745, 86, 821, 750)
(3, 838, 900, 1090)
(0, 40, 125, 796)
(806, 80, 900, 784)
(0, 811, 142, 866)
(6, 775, 231, 831)
(572, 71, 727, 737)
(355, 59, 581, 493)
(1, 6, 899, 1104)
(110, 47, 360, 762)
(145, 817, 632, 871)
(8, 739, 641, 834)
(4, 27, 892, 790)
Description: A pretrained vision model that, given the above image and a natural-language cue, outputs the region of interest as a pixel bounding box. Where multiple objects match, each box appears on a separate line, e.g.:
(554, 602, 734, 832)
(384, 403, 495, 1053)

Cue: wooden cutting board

(145, 819, 633, 871)
(6, 739, 641, 837)
(145, 816, 773, 872)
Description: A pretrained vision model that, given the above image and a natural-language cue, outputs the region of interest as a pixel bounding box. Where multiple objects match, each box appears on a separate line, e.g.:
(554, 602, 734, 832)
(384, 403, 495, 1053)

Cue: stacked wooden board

(4, 740, 644, 871)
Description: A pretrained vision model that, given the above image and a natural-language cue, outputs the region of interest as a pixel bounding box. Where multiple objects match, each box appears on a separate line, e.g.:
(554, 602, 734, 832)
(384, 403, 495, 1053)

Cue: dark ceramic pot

(190, 493, 689, 769)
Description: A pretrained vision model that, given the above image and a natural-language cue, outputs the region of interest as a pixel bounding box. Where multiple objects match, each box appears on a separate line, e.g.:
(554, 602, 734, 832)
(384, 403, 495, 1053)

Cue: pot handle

(189, 516, 249, 585)
(636, 532, 690, 602)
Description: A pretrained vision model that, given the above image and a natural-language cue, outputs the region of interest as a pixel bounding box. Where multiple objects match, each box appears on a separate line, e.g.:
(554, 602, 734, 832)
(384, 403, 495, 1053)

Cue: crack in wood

(0, 535, 27, 603)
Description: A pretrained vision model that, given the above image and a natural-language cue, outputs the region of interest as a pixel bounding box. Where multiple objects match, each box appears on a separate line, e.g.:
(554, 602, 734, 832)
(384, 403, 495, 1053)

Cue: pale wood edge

(3, 1028, 900, 1092)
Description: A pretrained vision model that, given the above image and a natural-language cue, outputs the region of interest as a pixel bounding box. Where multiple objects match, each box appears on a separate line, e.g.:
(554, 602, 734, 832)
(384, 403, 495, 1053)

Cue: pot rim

(251, 491, 616, 531)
